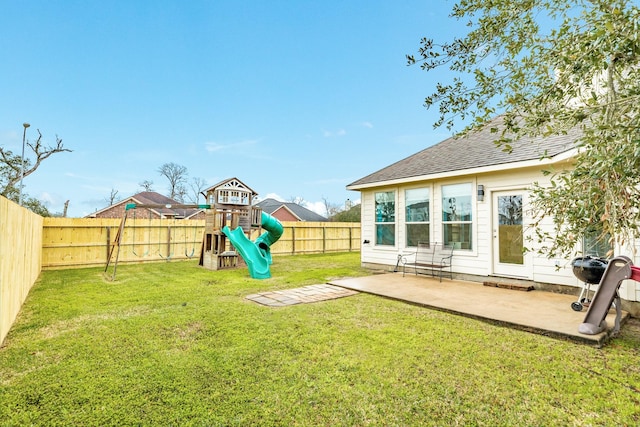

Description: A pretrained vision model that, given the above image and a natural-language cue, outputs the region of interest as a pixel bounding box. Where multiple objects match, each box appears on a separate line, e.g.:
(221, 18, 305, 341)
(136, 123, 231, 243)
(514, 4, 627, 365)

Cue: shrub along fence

(0, 198, 43, 345)
(42, 218, 361, 269)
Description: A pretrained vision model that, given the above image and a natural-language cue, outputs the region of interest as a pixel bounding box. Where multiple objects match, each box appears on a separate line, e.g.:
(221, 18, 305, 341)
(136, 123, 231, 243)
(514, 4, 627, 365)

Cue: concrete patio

(328, 272, 628, 347)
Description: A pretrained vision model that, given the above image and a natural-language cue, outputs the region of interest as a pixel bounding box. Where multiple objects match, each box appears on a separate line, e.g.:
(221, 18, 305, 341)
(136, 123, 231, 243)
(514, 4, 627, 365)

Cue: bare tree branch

(139, 180, 154, 191)
(105, 188, 120, 205)
(188, 177, 207, 204)
(158, 162, 188, 202)
(0, 129, 71, 197)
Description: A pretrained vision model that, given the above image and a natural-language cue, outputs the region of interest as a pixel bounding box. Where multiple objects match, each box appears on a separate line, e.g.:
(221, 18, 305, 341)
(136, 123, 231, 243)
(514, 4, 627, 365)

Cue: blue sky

(1, 1, 464, 217)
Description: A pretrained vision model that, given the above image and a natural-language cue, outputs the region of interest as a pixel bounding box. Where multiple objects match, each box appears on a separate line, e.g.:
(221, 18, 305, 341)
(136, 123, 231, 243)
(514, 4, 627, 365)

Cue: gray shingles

(348, 117, 578, 187)
(256, 198, 328, 221)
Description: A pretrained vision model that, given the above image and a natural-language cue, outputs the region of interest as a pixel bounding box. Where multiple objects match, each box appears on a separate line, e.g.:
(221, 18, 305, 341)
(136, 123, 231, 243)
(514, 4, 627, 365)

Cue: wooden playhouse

(198, 177, 262, 270)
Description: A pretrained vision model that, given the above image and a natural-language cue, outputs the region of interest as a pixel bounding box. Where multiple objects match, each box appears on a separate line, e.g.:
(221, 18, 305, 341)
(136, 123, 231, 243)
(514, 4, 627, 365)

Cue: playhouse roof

(202, 177, 258, 196)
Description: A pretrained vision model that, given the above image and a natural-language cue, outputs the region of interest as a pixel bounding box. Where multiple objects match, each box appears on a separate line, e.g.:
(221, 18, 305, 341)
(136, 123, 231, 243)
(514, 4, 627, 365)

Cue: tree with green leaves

(331, 203, 361, 222)
(408, 0, 640, 259)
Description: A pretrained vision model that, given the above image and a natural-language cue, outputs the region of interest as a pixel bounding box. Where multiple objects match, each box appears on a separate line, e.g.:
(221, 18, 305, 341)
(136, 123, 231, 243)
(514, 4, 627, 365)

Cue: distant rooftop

(256, 198, 327, 221)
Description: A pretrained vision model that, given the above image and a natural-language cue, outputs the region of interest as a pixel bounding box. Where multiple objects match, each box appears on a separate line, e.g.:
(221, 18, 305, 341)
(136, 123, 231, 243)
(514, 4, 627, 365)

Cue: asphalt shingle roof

(348, 117, 579, 188)
(131, 191, 202, 218)
(256, 198, 327, 221)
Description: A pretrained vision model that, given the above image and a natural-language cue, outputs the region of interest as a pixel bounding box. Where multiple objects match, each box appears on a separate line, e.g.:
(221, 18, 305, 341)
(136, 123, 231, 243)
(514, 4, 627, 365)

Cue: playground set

(105, 178, 283, 280)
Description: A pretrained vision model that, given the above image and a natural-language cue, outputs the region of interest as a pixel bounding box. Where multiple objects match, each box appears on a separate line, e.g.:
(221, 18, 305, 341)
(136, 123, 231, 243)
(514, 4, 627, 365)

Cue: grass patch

(1, 252, 640, 425)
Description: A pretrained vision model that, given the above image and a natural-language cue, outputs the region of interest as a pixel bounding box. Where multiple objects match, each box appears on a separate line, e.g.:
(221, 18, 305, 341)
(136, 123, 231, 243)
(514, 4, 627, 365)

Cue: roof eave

(346, 148, 577, 191)
(275, 205, 303, 221)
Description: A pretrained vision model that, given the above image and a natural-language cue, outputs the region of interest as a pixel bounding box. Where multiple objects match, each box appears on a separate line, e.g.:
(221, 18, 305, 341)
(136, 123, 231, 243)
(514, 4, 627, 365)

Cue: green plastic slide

(221, 212, 283, 279)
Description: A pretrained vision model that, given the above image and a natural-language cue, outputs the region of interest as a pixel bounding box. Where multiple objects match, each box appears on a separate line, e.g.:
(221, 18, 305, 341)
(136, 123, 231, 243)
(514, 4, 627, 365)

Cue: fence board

(0, 197, 43, 345)
(42, 218, 360, 269)
(2, 213, 359, 345)
(42, 218, 206, 268)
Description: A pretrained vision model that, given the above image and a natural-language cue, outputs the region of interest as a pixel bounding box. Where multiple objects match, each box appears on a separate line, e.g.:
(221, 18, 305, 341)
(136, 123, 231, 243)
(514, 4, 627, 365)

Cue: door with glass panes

(492, 190, 531, 278)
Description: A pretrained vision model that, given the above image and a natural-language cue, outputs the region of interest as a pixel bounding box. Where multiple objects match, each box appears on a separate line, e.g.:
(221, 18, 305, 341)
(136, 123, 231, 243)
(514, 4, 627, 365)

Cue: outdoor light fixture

(19, 122, 30, 206)
(477, 184, 485, 202)
(363, 239, 370, 244)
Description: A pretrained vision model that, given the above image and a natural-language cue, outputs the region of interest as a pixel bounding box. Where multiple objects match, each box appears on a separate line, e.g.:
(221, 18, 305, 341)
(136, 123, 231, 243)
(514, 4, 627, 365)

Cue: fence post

(166, 225, 172, 260)
(106, 226, 111, 262)
(322, 226, 326, 253)
(291, 226, 296, 255)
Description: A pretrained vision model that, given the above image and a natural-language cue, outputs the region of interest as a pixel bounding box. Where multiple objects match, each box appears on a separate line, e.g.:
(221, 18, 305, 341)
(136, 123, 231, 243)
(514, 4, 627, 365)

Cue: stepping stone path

(246, 284, 358, 307)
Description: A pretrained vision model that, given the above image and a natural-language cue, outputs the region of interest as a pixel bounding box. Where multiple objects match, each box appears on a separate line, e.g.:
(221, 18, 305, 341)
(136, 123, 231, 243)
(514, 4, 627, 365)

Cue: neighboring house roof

(87, 191, 203, 219)
(256, 198, 328, 221)
(347, 116, 579, 189)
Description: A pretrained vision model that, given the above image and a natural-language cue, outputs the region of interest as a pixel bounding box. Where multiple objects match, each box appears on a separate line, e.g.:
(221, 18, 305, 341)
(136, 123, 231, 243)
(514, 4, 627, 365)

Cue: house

(346, 117, 640, 304)
(86, 191, 205, 219)
(256, 198, 328, 222)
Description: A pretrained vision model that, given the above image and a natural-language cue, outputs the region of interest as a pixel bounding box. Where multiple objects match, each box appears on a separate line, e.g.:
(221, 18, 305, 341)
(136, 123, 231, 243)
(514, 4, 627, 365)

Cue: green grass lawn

(1, 252, 640, 426)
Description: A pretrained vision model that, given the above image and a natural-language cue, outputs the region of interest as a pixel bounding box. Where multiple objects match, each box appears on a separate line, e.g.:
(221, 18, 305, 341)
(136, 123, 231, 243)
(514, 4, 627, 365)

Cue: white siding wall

(360, 191, 398, 266)
(358, 166, 640, 302)
(615, 240, 640, 301)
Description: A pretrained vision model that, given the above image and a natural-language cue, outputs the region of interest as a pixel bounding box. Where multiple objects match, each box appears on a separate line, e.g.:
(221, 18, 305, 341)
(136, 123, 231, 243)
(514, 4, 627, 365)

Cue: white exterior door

(492, 190, 531, 278)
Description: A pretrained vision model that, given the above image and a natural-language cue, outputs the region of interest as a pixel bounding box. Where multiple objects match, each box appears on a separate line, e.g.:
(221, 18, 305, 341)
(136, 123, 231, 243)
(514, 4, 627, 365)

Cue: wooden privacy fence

(1, 197, 43, 345)
(42, 218, 361, 269)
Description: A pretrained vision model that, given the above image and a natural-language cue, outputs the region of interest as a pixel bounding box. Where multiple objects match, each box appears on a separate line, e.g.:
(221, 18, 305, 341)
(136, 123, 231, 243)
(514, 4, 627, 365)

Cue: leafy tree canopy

(331, 203, 361, 222)
(408, 0, 640, 258)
